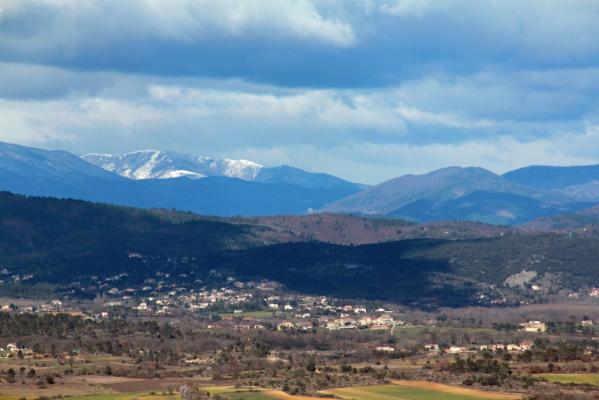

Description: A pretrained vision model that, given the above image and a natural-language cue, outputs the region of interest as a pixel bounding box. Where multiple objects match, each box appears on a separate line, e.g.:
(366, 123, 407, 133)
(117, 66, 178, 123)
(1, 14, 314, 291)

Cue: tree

(306, 358, 316, 373)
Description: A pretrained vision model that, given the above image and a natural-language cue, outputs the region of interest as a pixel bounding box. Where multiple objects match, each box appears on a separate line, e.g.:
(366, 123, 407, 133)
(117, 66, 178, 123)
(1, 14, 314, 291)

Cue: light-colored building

(327, 318, 357, 330)
(277, 321, 295, 331)
(520, 320, 547, 333)
(424, 344, 440, 353)
(447, 346, 469, 354)
(370, 315, 395, 330)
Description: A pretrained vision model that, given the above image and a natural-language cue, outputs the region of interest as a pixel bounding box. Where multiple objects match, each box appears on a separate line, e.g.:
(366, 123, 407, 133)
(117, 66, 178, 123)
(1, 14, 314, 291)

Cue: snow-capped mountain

(81, 150, 363, 191)
(0, 142, 362, 216)
(82, 150, 263, 181)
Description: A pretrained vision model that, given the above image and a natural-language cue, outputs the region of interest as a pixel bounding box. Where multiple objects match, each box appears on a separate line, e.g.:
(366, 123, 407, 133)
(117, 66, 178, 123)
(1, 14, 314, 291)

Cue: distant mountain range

(82, 150, 263, 180)
(503, 164, 599, 190)
(324, 166, 598, 225)
(1, 141, 599, 223)
(82, 150, 361, 189)
(0, 142, 363, 216)
(325, 167, 533, 214)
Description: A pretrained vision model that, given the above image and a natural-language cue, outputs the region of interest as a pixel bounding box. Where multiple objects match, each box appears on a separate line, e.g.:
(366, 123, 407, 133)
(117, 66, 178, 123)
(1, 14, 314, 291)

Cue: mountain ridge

(0, 141, 362, 216)
(82, 150, 263, 181)
(323, 166, 562, 216)
(82, 149, 362, 190)
(503, 164, 599, 190)
(3, 140, 599, 223)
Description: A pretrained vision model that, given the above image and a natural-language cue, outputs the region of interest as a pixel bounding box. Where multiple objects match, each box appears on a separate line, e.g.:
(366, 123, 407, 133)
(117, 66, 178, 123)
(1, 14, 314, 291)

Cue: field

(63, 389, 278, 400)
(0, 382, 291, 400)
(226, 391, 279, 400)
(325, 382, 521, 400)
(0, 379, 524, 400)
(536, 373, 599, 385)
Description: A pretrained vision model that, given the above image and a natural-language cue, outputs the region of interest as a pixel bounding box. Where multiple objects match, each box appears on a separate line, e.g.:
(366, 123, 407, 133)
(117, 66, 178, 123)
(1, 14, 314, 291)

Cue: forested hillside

(1, 192, 599, 307)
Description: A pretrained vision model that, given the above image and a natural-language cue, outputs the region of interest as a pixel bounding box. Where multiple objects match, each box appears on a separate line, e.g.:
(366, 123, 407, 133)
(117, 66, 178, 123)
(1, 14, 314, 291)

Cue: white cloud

(0, 0, 355, 54)
(147, 84, 405, 131)
(136, 0, 355, 46)
(0, 97, 165, 148)
(2, 63, 599, 183)
(229, 131, 599, 183)
(395, 103, 494, 129)
(379, 0, 431, 17)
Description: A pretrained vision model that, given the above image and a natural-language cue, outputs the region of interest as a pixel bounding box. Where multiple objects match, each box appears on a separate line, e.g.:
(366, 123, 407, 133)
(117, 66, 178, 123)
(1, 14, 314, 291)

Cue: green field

(536, 373, 599, 385)
(328, 384, 509, 400)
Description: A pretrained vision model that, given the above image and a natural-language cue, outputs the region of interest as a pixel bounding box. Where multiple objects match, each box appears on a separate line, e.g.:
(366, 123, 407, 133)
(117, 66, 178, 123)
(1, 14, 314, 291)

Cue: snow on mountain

(82, 150, 263, 181)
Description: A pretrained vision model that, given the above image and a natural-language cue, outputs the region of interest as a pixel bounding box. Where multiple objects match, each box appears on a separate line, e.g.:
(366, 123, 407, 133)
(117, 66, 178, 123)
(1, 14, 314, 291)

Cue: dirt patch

(391, 380, 522, 399)
(266, 389, 328, 400)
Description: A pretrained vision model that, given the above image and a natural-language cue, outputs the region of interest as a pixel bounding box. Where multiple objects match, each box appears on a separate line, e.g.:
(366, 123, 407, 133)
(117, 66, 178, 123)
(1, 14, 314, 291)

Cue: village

(3, 273, 599, 364)
(3, 275, 599, 400)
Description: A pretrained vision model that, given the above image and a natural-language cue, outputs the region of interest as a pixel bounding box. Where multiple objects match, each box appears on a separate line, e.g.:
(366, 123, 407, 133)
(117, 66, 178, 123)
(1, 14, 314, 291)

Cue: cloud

(228, 130, 599, 183)
(2, 60, 599, 183)
(0, 0, 354, 54)
(2, 1, 599, 184)
(3, 1, 599, 88)
(395, 103, 494, 129)
(378, 0, 431, 17)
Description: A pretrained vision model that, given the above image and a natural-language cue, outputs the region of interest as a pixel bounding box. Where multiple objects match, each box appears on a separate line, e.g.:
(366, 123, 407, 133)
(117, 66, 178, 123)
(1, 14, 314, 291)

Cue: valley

(3, 2, 598, 399)
(0, 190, 598, 398)
(2, 143, 599, 400)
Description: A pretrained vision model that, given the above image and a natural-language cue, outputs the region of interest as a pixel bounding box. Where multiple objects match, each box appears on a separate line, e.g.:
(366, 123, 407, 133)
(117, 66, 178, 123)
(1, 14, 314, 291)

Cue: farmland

(536, 373, 599, 386)
(325, 382, 521, 400)
(0, 383, 282, 400)
(0, 383, 523, 400)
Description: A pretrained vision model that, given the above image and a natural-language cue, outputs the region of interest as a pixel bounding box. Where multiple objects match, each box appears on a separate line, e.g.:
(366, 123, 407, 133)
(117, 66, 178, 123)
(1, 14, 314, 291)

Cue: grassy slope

(536, 373, 599, 385)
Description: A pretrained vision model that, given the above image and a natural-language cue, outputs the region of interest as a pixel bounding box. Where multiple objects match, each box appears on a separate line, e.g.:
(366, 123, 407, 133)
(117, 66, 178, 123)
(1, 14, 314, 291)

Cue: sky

(1, 0, 599, 184)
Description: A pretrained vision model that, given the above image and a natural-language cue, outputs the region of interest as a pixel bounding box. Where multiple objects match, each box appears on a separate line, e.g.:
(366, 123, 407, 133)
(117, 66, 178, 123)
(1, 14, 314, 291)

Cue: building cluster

(0, 343, 33, 358)
(97, 278, 281, 316)
(424, 340, 535, 355)
(1, 299, 66, 315)
(325, 314, 398, 331)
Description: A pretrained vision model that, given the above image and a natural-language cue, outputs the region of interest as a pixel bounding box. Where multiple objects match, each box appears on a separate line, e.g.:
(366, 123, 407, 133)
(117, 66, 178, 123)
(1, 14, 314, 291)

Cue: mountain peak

(426, 166, 496, 176)
(324, 165, 530, 216)
(81, 150, 263, 181)
(80, 150, 360, 192)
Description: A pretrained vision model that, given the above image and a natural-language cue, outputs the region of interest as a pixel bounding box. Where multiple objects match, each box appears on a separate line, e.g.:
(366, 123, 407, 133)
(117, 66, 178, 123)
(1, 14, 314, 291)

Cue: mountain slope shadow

(213, 240, 476, 308)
